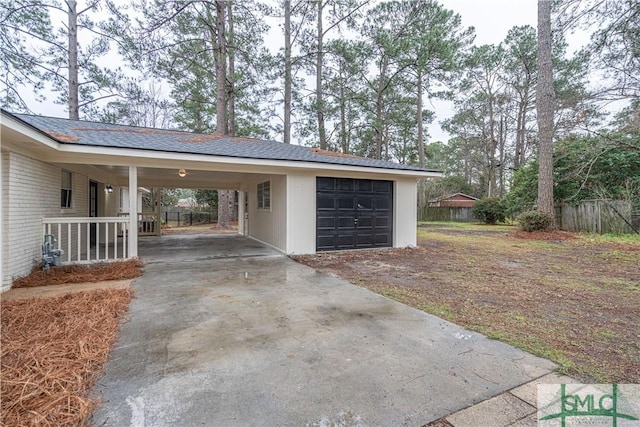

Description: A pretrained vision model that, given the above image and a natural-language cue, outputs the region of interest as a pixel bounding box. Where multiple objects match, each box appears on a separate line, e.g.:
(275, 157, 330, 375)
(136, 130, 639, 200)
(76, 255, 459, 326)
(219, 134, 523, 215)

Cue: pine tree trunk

(536, 0, 556, 225)
(416, 70, 425, 168)
(514, 100, 526, 169)
(227, 1, 235, 136)
(215, 0, 231, 229)
(215, 0, 227, 135)
(284, 0, 292, 144)
(316, 0, 327, 150)
(375, 56, 388, 160)
(68, 0, 79, 120)
(339, 80, 348, 153)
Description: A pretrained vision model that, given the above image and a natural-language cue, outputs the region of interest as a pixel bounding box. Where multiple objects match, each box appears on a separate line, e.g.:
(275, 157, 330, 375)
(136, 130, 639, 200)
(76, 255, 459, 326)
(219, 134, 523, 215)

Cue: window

(257, 180, 271, 210)
(61, 170, 72, 208)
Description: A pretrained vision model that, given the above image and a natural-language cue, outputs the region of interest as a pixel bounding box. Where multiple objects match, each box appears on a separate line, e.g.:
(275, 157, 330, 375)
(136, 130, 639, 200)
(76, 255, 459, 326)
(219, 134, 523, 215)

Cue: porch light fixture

(105, 185, 114, 193)
(178, 169, 187, 178)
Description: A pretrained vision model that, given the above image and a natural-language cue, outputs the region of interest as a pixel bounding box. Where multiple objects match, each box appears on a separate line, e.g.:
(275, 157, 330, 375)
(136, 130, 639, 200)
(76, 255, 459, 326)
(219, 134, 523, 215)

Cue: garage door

(316, 177, 393, 251)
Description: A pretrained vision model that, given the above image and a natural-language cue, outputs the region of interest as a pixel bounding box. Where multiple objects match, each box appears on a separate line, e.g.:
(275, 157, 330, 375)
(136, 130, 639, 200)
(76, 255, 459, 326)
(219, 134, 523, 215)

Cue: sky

(25, 0, 589, 144)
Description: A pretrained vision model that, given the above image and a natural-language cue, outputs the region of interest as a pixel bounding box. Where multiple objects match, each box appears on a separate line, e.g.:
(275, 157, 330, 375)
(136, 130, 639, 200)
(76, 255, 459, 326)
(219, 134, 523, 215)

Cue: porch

(42, 213, 161, 264)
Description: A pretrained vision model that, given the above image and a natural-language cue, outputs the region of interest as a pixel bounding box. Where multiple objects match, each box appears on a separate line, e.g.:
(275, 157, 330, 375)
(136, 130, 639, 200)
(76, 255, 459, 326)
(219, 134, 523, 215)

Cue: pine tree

(536, 0, 556, 224)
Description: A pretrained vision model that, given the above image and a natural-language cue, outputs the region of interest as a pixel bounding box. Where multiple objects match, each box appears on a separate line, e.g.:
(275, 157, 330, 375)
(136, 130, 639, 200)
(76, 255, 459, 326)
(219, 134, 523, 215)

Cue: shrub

(472, 197, 507, 224)
(518, 210, 555, 232)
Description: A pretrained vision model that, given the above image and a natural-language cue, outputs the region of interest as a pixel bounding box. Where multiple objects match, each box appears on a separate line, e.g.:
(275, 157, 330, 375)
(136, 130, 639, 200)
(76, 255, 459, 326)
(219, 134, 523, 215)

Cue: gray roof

(9, 112, 436, 172)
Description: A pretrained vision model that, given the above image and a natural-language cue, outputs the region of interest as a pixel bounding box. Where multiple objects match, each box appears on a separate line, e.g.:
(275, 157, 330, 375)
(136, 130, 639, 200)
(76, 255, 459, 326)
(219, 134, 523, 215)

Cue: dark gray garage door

(316, 177, 393, 251)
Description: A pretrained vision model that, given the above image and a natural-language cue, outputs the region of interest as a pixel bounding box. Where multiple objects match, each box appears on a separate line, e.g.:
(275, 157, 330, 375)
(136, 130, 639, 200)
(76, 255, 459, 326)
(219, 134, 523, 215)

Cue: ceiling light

(178, 169, 187, 178)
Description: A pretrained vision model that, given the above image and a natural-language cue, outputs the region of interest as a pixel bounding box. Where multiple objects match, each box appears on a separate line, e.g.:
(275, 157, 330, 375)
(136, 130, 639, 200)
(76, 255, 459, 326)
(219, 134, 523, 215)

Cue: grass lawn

(294, 222, 640, 383)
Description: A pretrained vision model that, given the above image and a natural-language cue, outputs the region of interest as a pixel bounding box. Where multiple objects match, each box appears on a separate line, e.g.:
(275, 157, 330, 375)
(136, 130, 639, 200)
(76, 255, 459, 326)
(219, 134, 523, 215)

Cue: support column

(128, 166, 138, 257)
(156, 187, 162, 237)
(238, 190, 245, 236)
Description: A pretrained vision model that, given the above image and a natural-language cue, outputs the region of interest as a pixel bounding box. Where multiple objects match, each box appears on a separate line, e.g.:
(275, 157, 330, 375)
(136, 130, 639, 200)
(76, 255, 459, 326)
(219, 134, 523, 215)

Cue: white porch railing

(42, 217, 130, 263)
(118, 212, 160, 236)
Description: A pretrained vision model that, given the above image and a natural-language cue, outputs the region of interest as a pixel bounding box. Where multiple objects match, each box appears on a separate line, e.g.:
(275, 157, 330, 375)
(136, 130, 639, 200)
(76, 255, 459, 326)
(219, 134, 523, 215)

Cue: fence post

(165, 211, 168, 225)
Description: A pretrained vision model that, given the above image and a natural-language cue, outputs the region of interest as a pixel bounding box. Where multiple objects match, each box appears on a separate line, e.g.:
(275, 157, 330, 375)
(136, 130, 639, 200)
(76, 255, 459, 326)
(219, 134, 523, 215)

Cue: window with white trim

(257, 180, 271, 210)
(61, 170, 72, 208)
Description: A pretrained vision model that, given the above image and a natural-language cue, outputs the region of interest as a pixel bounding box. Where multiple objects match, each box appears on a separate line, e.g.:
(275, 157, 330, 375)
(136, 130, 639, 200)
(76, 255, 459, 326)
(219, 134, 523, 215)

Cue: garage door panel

(356, 197, 373, 210)
(317, 177, 335, 191)
(357, 216, 373, 227)
(374, 233, 391, 245)
(357, 180, 373, 192)
(373, 180, 392, 193)
(338, 216, 356, 228)
(374, 197, 391, 210)
(356, 234, 373, 246)
(317, 235, 336, 250)
(317, 196, 335, 210)
(338, 197, 355, 210)
(338, 179, 355, 192)
(375, 216, 390, 227)
(317, 216, 335, 229)
(316, 177, 393, 251)
(337, 234, 355, 248)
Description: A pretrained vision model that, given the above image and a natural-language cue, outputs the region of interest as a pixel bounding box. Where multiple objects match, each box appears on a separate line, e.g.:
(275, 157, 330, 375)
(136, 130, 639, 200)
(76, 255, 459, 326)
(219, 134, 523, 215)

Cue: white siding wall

(1, 151, 8, 291)
(393, 178, 418, 248)
(246, 174, 286, 252)
(285, 173, 316, 254)
(100, 182, 119, 217)
(1, 152, 93, 291)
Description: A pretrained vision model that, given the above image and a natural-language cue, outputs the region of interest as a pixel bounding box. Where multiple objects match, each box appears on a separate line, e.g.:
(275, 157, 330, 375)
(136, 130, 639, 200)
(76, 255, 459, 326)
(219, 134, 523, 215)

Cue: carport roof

(9, 112, 437, 173)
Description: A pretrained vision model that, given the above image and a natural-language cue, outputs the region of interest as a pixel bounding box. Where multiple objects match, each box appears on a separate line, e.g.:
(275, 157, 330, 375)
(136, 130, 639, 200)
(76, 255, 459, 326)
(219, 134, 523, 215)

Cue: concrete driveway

(91, 234, 555, 426)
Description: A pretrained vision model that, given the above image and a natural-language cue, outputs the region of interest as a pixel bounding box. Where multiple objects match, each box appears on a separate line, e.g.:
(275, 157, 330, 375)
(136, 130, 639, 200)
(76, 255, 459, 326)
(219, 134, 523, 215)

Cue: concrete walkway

(432, 372, 577, 427)
(91, 234, 556, 426)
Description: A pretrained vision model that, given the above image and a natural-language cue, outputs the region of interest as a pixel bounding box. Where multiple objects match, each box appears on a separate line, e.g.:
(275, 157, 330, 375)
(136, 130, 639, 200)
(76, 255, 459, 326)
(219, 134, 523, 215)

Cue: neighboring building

(176, 197, 198, 208)
(428, 193, 479, 208)
(1, 110, 441, 291)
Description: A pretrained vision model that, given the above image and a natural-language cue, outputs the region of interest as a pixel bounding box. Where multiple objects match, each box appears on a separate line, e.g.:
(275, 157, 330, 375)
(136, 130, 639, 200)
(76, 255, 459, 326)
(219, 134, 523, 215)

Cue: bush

(518, 210, 555, 231)
(472, 197, 507, 224)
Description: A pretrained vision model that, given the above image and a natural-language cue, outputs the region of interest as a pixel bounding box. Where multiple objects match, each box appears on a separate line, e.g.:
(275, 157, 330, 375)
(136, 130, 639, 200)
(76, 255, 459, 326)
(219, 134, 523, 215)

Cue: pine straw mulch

(11, 259, 143, 289)
(1, 288, 133, 427)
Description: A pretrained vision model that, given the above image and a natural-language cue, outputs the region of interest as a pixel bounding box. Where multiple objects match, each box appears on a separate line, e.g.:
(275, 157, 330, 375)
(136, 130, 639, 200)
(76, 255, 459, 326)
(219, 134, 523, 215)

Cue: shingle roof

(428, 193, 479, 203)
(10, 112, 436, 172)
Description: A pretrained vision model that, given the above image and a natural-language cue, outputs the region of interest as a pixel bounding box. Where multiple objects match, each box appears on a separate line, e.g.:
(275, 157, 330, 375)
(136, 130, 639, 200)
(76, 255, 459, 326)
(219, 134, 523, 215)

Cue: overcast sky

(28, 0, 584, 145)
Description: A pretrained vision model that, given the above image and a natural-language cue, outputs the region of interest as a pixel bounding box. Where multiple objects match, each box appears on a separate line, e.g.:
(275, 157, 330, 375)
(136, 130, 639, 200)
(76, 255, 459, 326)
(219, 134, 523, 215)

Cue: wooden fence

(555, 200, 636, 234)
(419, 200, 638, 234)
(418, 206, 478, 222)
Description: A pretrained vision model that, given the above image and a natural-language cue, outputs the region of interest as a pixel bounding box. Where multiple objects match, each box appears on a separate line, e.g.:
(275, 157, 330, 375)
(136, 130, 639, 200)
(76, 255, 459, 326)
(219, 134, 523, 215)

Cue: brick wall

(2, 152, 89, 291)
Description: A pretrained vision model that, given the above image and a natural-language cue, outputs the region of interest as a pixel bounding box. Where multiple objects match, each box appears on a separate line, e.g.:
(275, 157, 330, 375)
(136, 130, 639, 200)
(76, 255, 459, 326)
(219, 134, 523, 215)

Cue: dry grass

(294, 223, 640, 383)
(12, 259, 143, 289)
(508, 229, 577, 240)
(1, 288, 133, 426)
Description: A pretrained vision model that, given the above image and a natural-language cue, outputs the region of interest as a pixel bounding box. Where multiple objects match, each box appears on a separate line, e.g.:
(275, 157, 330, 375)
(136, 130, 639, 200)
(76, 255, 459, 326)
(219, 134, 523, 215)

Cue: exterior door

(316, 177, 393, 251)
(89, 181, 98, 245)
(243, 191, 249, 236)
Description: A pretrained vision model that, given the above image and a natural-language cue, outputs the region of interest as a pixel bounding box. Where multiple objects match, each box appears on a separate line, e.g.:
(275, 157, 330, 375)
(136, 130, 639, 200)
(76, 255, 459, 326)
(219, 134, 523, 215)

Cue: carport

(92, 233, 556, 426)
(137, 233, 282, 263)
